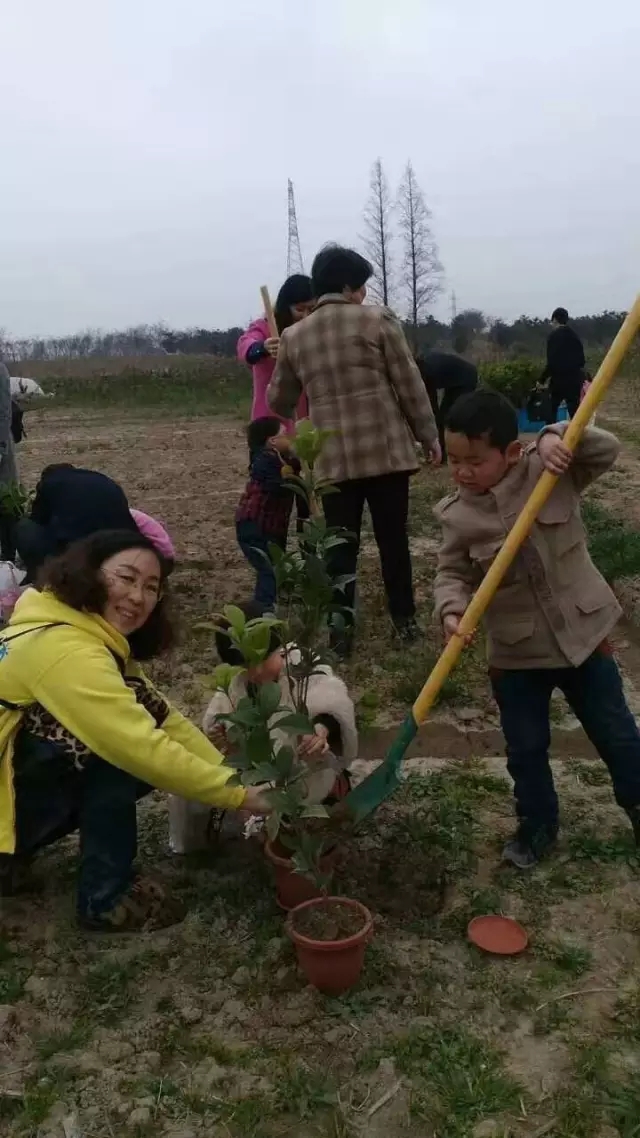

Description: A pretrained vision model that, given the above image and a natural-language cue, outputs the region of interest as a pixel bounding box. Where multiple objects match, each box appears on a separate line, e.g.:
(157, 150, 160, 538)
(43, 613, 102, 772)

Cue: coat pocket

(469, 539, 518, 586)
(575, 585, 613, 615)
(490, 617, 536, 645)
(536, 491, 581, 555)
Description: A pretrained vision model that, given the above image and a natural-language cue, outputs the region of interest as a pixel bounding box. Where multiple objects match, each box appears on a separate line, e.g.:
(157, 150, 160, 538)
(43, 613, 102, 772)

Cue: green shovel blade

(335, 714, 418, 825)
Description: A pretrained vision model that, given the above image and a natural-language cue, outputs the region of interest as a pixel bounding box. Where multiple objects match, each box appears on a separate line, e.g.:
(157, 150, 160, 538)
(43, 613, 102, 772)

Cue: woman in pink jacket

(237, 274, 313, 430)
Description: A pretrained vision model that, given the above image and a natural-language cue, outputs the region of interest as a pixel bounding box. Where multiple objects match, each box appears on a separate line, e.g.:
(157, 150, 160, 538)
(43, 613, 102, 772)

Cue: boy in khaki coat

(433, 389, 640, 868)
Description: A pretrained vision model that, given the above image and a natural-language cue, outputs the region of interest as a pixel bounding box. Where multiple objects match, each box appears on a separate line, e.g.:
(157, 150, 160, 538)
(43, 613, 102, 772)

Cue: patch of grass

(567, 759, 611, 787)
(536, 937, 593, 979)
(77, 953, 151, 1026)
(366, 1024, 522, 1137)
(568, 826, 638, 864)
(408, 474, 449, 538)
(11, 1069, 79, 1132)
(40, 356, 252, 416)
(550, 1042, 640, 1138)
(35, 1023, 92, 1060)
(583, 500, 640, 584)
(0, 940, 28, 1002)
(611, 985, 640, 1043)
(399, 771, 478, 873)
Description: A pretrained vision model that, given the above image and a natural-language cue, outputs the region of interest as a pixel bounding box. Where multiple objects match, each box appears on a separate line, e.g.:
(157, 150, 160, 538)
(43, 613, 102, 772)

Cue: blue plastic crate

(517, 404, 570, 433)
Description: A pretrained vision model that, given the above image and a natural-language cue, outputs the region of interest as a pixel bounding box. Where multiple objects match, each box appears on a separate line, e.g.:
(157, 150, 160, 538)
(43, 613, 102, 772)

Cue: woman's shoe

(78, 875, 187, 932)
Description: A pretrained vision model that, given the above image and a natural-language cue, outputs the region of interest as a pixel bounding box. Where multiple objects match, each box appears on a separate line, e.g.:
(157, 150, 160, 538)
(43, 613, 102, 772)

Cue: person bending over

(416, 350, 478, 460)
(15, 464, 138, 583)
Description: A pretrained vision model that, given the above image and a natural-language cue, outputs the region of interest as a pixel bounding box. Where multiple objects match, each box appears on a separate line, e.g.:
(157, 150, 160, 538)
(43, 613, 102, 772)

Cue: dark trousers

(491, 649, 640, 831)
(236, 520, 285, 609)
(14, 517, 57, 583)
(423, 377, 474, 459)
(548, 376, 583, 423)
(12, 732, 150, 918)
(322, 472, 414, 626)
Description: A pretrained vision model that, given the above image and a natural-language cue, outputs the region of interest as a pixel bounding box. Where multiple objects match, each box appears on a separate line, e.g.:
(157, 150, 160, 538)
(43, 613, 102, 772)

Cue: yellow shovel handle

(413, 294, 640, 727)
(260, 285, 279, 339)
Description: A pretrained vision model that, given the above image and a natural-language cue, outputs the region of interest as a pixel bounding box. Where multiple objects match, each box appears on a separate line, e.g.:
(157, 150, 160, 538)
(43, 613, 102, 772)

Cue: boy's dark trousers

(490, 647, 640, 831)
(321, 472, 415, 627)
(8, 732, 150, 918)
(236, 520, 285, 608)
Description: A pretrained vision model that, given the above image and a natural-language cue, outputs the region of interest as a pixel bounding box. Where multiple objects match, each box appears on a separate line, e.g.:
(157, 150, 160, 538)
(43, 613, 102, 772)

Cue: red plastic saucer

(467, 914, 528, 956)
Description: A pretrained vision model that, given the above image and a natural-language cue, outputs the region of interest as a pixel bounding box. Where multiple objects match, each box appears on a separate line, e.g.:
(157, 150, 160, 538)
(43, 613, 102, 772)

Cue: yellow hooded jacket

(0, 588, 246, 854)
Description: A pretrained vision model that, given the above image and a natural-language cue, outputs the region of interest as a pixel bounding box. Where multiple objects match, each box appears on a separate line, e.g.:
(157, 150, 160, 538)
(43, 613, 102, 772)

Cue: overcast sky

(1, 0, 638, 337)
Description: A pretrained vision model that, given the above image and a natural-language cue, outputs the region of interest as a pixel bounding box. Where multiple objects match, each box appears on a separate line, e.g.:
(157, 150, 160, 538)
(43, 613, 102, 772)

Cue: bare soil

(290, 901, 366, 942)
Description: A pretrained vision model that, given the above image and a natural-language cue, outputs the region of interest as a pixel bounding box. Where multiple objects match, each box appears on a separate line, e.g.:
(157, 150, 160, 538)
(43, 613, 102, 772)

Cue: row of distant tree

(0, 309, 627, 364)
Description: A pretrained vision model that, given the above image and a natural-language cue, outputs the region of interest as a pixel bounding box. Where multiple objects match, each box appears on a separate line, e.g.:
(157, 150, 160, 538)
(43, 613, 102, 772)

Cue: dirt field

(2, 403, 640, 1138)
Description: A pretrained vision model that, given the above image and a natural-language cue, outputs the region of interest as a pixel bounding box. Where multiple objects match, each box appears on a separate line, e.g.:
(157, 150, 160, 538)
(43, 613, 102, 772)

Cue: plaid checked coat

(267, 296, 438, 483)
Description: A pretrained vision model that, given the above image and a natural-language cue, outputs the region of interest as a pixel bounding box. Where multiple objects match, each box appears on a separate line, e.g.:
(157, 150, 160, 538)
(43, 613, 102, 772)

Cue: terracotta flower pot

(264, 838, 339, 911)
(286, 896, 373, 996)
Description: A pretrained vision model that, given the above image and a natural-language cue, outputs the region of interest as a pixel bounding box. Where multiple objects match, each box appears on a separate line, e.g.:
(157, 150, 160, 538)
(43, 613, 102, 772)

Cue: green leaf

(222, 605, 247, 636)
(209, 663, 244, 692)
(257, 682, 283, 718)
(274, 712, 314, 734)
(301, 805, 329, 819)
(242, 763, 278, 785)
(266, 812, 282, 842)
(273, 745, 295, 781)
(245, 728, 274, 765)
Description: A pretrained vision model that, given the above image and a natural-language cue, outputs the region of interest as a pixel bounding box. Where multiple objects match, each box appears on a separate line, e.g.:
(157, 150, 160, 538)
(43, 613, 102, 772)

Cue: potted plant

(208, 421, 373, 992)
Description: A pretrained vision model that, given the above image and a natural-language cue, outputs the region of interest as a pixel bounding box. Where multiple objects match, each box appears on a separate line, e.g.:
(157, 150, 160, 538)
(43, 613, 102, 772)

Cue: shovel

(341, 295, 640, 824)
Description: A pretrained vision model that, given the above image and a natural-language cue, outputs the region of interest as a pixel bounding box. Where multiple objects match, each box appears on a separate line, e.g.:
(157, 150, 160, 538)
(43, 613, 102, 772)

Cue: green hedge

(478, 359, 543, 408)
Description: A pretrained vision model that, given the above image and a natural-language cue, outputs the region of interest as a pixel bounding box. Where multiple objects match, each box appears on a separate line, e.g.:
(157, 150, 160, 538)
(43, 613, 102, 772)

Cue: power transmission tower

(287, 180, 304, 275)
(450, 290, 457, 324)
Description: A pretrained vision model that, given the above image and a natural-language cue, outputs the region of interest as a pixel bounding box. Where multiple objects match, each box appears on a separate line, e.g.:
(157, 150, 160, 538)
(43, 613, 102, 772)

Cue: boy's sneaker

(502, 822, 558, 870)
(393, 617, 421, 645)
(78, 875, 187, 933)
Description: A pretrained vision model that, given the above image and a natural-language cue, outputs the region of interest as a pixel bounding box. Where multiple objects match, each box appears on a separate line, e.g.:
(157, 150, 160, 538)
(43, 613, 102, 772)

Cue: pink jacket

(131, 510, 176, 562)
(237, 317, 307, 431)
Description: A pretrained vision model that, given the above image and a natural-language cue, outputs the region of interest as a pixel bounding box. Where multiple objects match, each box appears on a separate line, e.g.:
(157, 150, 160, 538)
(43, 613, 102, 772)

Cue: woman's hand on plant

(242, 786, 272, 814)
(265, 336, 280, 358)
(298, 724, 330, 761)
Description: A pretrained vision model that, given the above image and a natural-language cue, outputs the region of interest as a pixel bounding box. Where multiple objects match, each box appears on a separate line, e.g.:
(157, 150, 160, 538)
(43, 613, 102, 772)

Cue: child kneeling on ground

(168, 600, 357, 853)
(433, 389, 640, 869)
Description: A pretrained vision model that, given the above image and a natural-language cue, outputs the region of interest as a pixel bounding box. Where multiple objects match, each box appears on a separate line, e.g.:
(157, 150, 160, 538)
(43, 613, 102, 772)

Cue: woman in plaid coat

(268, 245, 440, 656)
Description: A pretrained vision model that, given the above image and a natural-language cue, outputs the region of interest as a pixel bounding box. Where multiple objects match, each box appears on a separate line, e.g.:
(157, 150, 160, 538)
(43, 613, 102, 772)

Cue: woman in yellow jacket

(0, 530, 268, 931)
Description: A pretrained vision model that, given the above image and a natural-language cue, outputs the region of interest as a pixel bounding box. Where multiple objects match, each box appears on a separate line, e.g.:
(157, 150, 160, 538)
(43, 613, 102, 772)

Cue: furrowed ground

(2, 363, 640, 1138)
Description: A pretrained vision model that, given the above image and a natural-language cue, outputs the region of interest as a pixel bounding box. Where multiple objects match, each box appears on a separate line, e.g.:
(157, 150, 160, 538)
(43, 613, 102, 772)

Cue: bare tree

(397, 161, 443, 338)
(362, 158, 395, 305)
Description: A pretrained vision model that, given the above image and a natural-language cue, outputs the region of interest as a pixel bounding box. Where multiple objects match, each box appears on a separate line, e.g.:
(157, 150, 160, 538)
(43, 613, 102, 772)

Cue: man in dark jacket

(416, 351, 478, 460)
(541, 307, 586, 422)
(15, 464, 137, 582)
